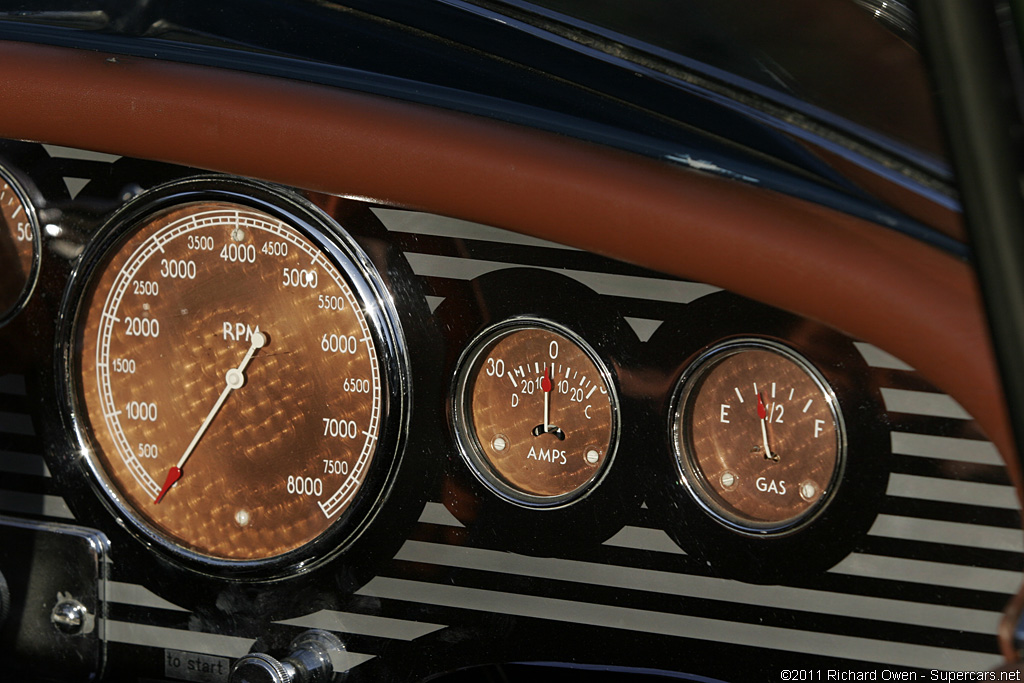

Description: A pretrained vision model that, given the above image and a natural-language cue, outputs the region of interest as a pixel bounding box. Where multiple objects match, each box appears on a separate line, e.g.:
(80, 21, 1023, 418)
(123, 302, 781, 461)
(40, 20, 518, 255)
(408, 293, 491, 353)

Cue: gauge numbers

(75, 199, 387, 564)
(0, 171, 38, 323)
(454, 320, 618, 506)
(674, 340, 844, 534)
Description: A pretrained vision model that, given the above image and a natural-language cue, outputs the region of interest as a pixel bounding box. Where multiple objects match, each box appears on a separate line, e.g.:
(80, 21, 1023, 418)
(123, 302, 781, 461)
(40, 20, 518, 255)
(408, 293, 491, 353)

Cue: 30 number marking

(486, 357, 505, 377)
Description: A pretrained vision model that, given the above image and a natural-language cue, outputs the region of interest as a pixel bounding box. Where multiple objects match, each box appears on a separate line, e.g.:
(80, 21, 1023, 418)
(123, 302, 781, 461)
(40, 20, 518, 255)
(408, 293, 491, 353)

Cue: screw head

(51, 597, 88, 635)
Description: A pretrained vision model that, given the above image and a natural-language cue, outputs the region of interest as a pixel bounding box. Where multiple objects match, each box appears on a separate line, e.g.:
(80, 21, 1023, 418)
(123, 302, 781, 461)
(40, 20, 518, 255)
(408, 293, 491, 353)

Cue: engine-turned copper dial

(673, 339, 845, 534)
(70, 190, 402, 570)
(0, 169, 38, 323)
(454, 320, 618, 507)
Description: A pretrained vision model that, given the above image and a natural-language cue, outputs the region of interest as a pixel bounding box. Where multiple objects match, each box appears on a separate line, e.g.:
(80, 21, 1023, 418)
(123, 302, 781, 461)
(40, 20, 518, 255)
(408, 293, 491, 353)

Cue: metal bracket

(0, 515, 108, 681)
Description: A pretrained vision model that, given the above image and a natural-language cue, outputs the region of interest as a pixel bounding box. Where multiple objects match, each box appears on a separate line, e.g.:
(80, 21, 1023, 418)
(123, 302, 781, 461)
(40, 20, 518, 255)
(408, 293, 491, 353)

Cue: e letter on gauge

(454, 321, 618, 507)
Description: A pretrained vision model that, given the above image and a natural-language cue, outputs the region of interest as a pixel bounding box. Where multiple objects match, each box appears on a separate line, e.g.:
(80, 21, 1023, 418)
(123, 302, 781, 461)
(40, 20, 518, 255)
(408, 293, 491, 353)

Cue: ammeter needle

(154, 331, 266, 504)
(541, 366, 553, 432)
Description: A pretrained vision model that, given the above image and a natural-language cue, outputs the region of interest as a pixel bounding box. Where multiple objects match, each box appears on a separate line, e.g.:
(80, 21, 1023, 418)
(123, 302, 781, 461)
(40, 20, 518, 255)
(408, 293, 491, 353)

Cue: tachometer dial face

(72, 193, 398, 568)
(673, 340, 844, 534)
(454, 320, 618, 506)
(0, 170, 38, 323)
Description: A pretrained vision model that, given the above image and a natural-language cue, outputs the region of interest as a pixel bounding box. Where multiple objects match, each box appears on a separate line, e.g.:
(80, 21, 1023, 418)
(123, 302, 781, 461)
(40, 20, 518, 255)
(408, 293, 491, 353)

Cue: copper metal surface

(678, 345, 841, 530)
(461, 325, 614, 501)
(0, 42, 1009, 484)
(76, 201, 381, 561)
(0, 176, 34, 317)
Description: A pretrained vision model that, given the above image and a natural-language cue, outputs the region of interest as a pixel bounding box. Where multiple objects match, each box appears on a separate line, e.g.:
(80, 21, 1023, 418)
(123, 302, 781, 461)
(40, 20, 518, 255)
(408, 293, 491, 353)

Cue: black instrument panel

(0, 140, 1019, 681)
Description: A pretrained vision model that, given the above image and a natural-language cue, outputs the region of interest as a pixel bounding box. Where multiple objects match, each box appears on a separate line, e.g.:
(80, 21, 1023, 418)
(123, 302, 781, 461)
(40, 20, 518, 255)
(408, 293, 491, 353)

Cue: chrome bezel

(671, 338, 847, 537)
(452, 317, 621, 509)
(56, 176, 409, 578)
(0, 163, 41, 327)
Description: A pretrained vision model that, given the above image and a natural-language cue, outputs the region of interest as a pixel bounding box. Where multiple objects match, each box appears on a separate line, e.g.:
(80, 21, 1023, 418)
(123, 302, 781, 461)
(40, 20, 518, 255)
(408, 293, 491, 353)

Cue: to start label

(164, 649, 229, 683)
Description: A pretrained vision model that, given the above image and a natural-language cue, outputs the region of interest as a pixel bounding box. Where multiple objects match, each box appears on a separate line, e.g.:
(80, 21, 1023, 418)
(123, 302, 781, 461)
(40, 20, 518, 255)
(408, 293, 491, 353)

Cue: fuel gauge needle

(154, 331, 266, 504)
(756, 392, 773, 461)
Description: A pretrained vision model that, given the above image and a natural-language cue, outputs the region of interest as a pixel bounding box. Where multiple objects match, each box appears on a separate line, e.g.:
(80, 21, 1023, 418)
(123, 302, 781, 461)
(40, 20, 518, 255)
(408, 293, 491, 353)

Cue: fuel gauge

(453, 319, 618, 507)
(673, 339, 845, 534)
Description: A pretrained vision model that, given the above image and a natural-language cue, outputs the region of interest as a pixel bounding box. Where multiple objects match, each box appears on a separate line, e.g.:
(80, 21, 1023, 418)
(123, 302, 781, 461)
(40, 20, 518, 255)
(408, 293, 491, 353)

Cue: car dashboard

(0, 2, 1021, 682)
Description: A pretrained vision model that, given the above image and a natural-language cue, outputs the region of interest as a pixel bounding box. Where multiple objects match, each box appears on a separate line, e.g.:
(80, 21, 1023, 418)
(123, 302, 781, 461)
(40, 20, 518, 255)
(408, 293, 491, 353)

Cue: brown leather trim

(0, 42, 1014, 489)
(807, 144, 967, 242)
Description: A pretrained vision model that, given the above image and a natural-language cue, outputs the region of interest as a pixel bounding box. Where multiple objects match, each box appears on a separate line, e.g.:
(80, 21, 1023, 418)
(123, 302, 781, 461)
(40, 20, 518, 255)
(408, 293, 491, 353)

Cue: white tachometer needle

(154, 331, 266, 504)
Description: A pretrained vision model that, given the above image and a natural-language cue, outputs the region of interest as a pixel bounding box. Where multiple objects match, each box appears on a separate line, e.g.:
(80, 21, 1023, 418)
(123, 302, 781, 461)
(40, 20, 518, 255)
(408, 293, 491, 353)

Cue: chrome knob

(230, 630, 345, 683)
(231, 653, 295, 683)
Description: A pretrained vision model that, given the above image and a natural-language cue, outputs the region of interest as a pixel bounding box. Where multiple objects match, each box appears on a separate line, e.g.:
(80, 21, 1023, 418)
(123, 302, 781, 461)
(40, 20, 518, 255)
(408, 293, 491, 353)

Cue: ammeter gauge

(453, 319, 619, 507)
(673, 339, 845, 534)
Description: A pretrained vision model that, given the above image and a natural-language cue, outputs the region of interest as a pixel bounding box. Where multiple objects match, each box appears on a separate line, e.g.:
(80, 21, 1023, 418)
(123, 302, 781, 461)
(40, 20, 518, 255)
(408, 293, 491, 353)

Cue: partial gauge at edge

(453, 319, 619, 507)
(62, 179, 406, 575)
(0, 165, 40, 325)
(672, 339, 845, 535)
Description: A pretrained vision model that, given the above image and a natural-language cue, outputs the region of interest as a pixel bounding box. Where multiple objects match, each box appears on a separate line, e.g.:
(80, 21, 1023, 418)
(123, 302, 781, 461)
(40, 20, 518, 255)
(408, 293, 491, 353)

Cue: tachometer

(67, 181, 404, 572)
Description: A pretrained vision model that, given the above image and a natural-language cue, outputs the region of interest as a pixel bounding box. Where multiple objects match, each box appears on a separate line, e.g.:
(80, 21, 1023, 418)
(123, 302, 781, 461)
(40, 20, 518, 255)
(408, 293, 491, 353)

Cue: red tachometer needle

(154, 466, 181, 505)
(153, 330, 266, 504)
